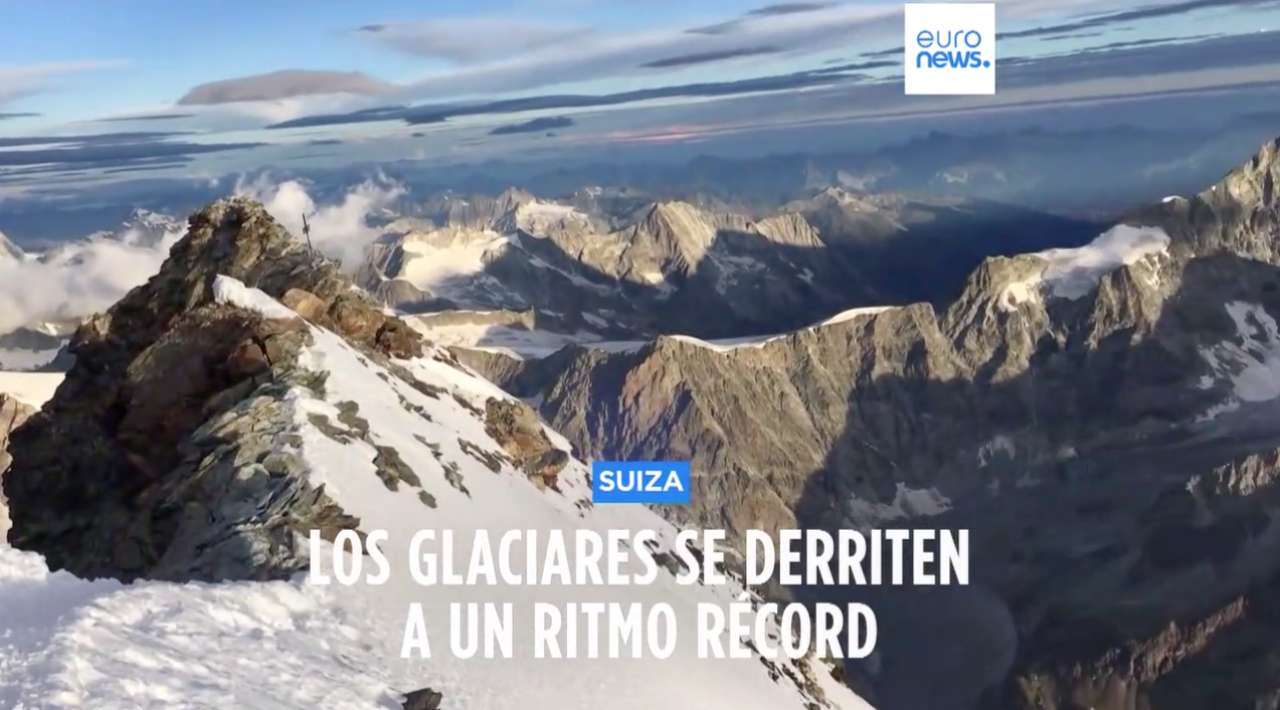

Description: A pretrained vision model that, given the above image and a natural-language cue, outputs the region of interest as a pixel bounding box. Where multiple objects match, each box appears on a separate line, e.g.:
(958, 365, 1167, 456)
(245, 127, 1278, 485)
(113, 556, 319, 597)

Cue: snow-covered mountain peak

(513, 199, 591, 235)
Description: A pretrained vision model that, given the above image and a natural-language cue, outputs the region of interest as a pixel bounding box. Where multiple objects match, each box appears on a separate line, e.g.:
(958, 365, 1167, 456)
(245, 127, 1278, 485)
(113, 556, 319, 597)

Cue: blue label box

(591, 461, 692, 504)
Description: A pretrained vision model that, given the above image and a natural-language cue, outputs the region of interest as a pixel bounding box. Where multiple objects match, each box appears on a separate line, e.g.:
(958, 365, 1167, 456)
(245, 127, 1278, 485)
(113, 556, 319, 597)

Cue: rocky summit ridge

(3, 198, 432, 580)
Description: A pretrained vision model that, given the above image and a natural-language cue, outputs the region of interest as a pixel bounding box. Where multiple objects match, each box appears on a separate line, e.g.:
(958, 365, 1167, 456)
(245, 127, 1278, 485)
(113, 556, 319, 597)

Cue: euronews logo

(904, 3, 996, 95)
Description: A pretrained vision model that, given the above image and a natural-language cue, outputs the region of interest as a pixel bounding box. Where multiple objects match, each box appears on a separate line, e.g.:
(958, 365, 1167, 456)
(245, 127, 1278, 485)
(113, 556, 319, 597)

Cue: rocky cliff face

(478, 138, 1280, 709)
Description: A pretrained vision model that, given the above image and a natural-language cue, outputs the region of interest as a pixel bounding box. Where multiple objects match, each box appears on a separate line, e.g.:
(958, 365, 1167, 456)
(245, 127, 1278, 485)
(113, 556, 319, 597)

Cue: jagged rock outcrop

(4, 198, 422, 580)
(1010, 595, 1251, 710)
(483, 397, 568, 487)
(1190, 447, 1280, 498)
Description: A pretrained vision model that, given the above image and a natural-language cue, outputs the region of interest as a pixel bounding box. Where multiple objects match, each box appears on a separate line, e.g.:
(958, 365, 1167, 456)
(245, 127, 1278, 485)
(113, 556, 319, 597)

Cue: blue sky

(3, 0, 1280, 193)
(2, 0, 818, 123)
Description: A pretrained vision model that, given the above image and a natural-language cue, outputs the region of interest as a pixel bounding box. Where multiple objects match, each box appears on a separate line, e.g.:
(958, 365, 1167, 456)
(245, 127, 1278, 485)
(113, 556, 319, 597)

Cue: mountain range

(361, 186, 1097, 341)
(451, 139, 1280, 709)
(2, 136, 1280, 709)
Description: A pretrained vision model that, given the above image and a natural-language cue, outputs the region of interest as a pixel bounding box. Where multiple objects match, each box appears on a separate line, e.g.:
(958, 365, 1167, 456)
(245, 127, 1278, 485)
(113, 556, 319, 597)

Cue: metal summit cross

(301, 212, 316, 254)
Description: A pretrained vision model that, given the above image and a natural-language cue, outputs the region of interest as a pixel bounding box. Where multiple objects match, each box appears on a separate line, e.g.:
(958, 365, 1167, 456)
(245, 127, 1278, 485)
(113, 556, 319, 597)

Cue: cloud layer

(0, 60, 127, 107)
(0, 176, 411, 333)
(178, 70, 393, 105)
(356, 19, 590, 63)
(0, 227, 182, 334)
(489, 116, 574, 135)
(233, 175, 405, 270)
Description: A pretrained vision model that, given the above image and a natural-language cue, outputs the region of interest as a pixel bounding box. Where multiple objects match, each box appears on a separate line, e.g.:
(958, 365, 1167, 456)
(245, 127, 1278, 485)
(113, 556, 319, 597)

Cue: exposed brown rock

(226, 339, 271, 379)
(484, 397, 566, 485)
(376, 318, 423, 360)
(328, 293, 382, 343)
(281, 287, 327, 321)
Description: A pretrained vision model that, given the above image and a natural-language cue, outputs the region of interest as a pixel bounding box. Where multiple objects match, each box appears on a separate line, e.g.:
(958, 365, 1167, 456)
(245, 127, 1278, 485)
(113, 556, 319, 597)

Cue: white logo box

(904, 3, 996, 95)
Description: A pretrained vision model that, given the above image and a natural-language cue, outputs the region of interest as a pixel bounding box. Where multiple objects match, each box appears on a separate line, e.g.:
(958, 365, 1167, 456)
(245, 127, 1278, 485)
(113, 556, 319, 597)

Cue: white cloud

(388, 3, 900, 99)
(170, 4, 901, 110)
(155, 0, 1235, 121)
(0, 229, 181, 335)
(0, 60, 129, 107)
(356, 19, 591, 63)
(0, 174, 405, 335)
(178, 70, 392, 106)
(233, 174, 405, 270)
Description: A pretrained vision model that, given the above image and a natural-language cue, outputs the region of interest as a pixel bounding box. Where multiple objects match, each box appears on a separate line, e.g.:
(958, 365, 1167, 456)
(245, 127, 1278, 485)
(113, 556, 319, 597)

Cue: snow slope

(1197, 301, 1280, 420)
(662, 306, 897, 354)
(0, 545, 402, 709)
(0, 277, 873, 710)
(514, 201, 591, 235)
(404, 310, 610, 360)
(396, 228, 517, 296)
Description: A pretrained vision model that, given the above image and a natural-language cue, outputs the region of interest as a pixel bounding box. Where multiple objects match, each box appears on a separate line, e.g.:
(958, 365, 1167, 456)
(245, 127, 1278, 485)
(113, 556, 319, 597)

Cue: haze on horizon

(3, 0, 1280, 239)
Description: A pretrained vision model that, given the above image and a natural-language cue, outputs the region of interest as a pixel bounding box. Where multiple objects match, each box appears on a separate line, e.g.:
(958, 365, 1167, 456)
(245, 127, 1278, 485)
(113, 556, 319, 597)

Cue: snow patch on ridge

(845, 483, 952, 526)
(212, 275, 299, 320)
(663, 306, 897, 354)
(412, 322, 607, 359)
(819, 306, 895, 327)
(1196, 301, 1280, 421)
(1000, 224, 1170, 310)
(396, 228, 517, 296)
(977, 435, 1015, 468)
(515, 201, 589, 235)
